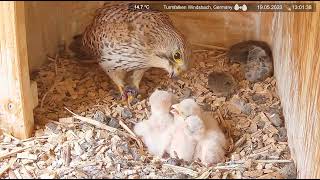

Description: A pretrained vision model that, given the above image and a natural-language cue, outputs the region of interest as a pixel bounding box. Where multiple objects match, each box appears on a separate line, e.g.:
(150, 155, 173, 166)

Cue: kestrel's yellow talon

(127, 95, 134, 105)
(118, 86, 124, 95)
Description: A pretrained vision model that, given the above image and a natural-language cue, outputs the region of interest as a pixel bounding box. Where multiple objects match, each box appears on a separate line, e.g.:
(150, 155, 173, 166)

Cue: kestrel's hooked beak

(168, 63, 180, 79)
(169, 71, 174, 78)
(168, 64, 183, 80)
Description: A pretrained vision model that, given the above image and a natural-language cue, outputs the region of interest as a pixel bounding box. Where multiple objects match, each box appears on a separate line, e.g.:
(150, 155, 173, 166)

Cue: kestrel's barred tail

(68, 34, 96, 60)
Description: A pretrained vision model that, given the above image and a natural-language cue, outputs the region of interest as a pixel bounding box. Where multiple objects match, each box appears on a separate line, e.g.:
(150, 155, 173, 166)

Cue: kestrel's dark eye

(173, 52, 181, 60)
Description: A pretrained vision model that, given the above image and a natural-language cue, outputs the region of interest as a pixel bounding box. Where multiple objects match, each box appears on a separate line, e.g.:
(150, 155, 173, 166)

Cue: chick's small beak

(171, 104, 186, 119)
(171, 104, 178, 111)
(170, 104, 179, 115)
(170, 109, 177, 116)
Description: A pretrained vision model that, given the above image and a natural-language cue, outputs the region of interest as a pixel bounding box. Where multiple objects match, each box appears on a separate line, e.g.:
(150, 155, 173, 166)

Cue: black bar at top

(128, 3, 316, 12)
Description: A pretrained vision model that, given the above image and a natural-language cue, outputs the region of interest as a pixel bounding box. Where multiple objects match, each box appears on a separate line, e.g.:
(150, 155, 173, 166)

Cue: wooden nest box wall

(0, 1, 319, 178)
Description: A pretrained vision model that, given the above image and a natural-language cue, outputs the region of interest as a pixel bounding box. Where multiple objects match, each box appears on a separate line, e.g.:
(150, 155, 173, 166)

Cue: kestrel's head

(169, 47, 189, 78)
(153, 28, 190, 79)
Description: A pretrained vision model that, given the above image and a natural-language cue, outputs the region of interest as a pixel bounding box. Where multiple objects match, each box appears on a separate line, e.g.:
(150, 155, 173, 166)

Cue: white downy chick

(134, 89, 175, 157)
(193, 112, 227, 166)
(170, 98, 227, 165)
(193, 129, 227, 166)
(168, 98, 203, 161)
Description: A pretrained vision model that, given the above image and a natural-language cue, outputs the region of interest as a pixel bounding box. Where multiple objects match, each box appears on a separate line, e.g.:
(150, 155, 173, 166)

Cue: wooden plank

(168, 11, 260, 48)
(24, 1, 104, 72)
(30, 81, 38, 108)
(261, 3, 320, 178)
(0, 2, 34, 139)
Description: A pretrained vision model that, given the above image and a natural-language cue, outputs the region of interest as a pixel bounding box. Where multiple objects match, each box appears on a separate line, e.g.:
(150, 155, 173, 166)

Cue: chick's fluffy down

(194, 129, 227, 165)
(168, 117, 198, 161)
(134, 89, 175, 157)
(134, 114, 174, 157)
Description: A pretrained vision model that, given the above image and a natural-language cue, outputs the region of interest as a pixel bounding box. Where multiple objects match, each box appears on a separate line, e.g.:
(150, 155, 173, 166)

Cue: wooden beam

(0, 2, 34, 139)
(30, 81, 38, 109)
(260, 3, 320, 178)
